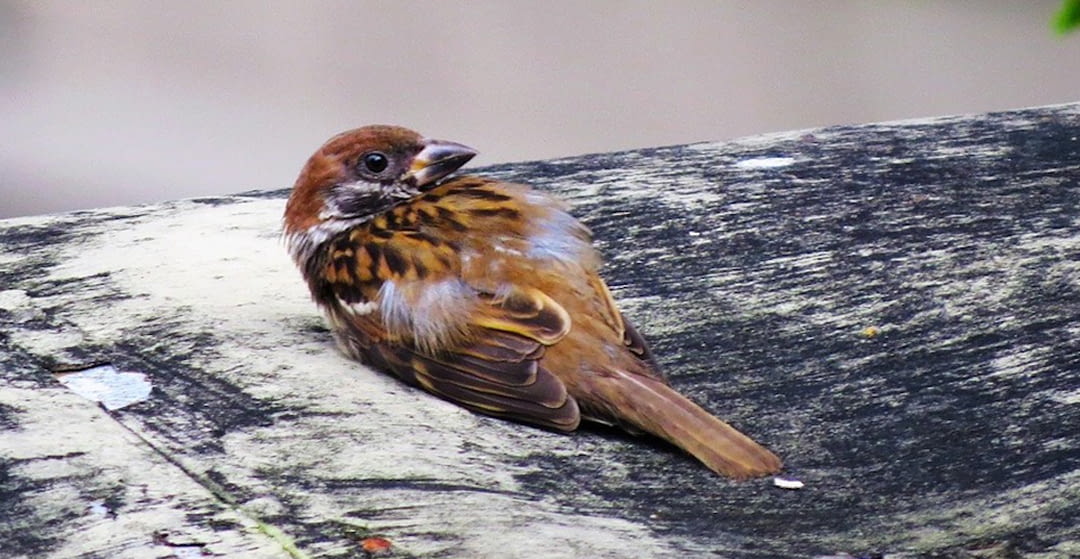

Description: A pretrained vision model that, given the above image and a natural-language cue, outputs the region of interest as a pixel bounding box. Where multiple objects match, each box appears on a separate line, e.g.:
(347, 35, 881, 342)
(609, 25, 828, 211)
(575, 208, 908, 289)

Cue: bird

(283, 125, 782, 479)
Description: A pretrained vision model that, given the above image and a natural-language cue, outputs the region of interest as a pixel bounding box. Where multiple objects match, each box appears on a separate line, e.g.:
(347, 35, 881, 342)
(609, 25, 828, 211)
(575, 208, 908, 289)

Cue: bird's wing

(320, 222, 581, 430)
(586, 273, 666, 380)
(360, 285, 581, 431)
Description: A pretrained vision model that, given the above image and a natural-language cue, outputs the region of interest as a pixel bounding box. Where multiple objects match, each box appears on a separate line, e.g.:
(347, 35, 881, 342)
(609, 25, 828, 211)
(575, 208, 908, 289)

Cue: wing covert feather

(341, 284, 581, 431)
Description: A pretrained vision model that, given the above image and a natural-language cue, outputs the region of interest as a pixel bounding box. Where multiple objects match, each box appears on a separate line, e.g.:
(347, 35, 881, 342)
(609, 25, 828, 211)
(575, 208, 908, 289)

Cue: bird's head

(283, 125, 476, 263)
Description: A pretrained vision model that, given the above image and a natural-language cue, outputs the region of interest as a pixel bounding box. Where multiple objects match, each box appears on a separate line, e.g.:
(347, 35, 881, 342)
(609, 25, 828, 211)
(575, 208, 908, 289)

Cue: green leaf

(1054, 0, 1080, 34)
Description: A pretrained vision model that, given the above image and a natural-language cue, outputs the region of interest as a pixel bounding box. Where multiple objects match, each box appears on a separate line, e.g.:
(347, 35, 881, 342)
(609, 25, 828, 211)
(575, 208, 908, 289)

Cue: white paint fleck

(55, 365, 153, 411)
(734, 156, 797, 169)
(773, 477, 805, 490)
(88, 500, 111, 517)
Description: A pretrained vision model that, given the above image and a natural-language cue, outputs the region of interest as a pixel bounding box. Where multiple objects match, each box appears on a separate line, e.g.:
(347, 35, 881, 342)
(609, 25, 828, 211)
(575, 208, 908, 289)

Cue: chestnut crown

(283, 125, 476, 235)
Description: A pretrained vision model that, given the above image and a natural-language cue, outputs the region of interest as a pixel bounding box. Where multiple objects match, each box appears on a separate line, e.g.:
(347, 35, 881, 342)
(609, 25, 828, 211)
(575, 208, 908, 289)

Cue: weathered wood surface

(2, 103, 1079, 558)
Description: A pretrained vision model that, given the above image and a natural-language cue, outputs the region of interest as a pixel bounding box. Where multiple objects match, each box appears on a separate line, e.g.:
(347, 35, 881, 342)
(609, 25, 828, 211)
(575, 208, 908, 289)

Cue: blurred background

(1, 1, 1078, 218)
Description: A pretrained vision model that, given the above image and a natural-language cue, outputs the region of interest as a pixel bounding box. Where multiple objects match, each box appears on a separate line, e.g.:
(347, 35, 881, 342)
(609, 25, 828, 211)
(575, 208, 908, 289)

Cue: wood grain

(2, 103, 1078, 558)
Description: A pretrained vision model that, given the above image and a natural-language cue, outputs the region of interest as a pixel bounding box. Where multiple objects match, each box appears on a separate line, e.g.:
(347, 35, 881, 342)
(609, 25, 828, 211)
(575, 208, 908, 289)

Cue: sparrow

(283, 125, 782, 479)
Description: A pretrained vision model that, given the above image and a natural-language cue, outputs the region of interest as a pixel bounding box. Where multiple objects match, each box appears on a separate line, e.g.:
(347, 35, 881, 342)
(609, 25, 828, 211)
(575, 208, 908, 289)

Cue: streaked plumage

(284, 125, 782, 479)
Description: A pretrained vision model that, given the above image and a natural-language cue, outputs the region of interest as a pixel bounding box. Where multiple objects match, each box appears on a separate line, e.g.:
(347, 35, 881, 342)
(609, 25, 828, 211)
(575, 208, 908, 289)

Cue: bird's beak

(407, 139, 477, 189)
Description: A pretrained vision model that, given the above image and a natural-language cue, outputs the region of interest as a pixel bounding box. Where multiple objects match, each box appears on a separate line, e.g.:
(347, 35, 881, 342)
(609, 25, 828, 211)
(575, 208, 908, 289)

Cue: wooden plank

(2, 103, 1078, 558)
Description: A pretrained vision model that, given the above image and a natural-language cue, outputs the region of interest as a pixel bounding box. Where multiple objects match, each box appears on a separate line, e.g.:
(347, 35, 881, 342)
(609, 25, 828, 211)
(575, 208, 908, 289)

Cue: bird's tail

(598, 369, 782, 480)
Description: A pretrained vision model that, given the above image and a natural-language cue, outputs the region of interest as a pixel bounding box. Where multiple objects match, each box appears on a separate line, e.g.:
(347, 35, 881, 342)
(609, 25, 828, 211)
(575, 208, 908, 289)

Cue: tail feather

(600, 370, 782, 480)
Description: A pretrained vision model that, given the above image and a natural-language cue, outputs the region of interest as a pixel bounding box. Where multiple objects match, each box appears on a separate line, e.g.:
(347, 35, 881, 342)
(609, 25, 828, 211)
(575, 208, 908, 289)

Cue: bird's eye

(362, 152, 389, 173)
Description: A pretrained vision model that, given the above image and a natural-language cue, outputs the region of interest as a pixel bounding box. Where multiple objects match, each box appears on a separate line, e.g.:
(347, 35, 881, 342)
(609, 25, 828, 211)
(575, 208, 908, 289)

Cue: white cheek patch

(320, 180, 384, 220)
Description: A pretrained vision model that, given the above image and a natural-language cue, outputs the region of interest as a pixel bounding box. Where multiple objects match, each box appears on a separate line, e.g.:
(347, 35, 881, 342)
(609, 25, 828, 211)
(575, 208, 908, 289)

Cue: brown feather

(287, 126, 782, 479)
(587, 369, 781, 480)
